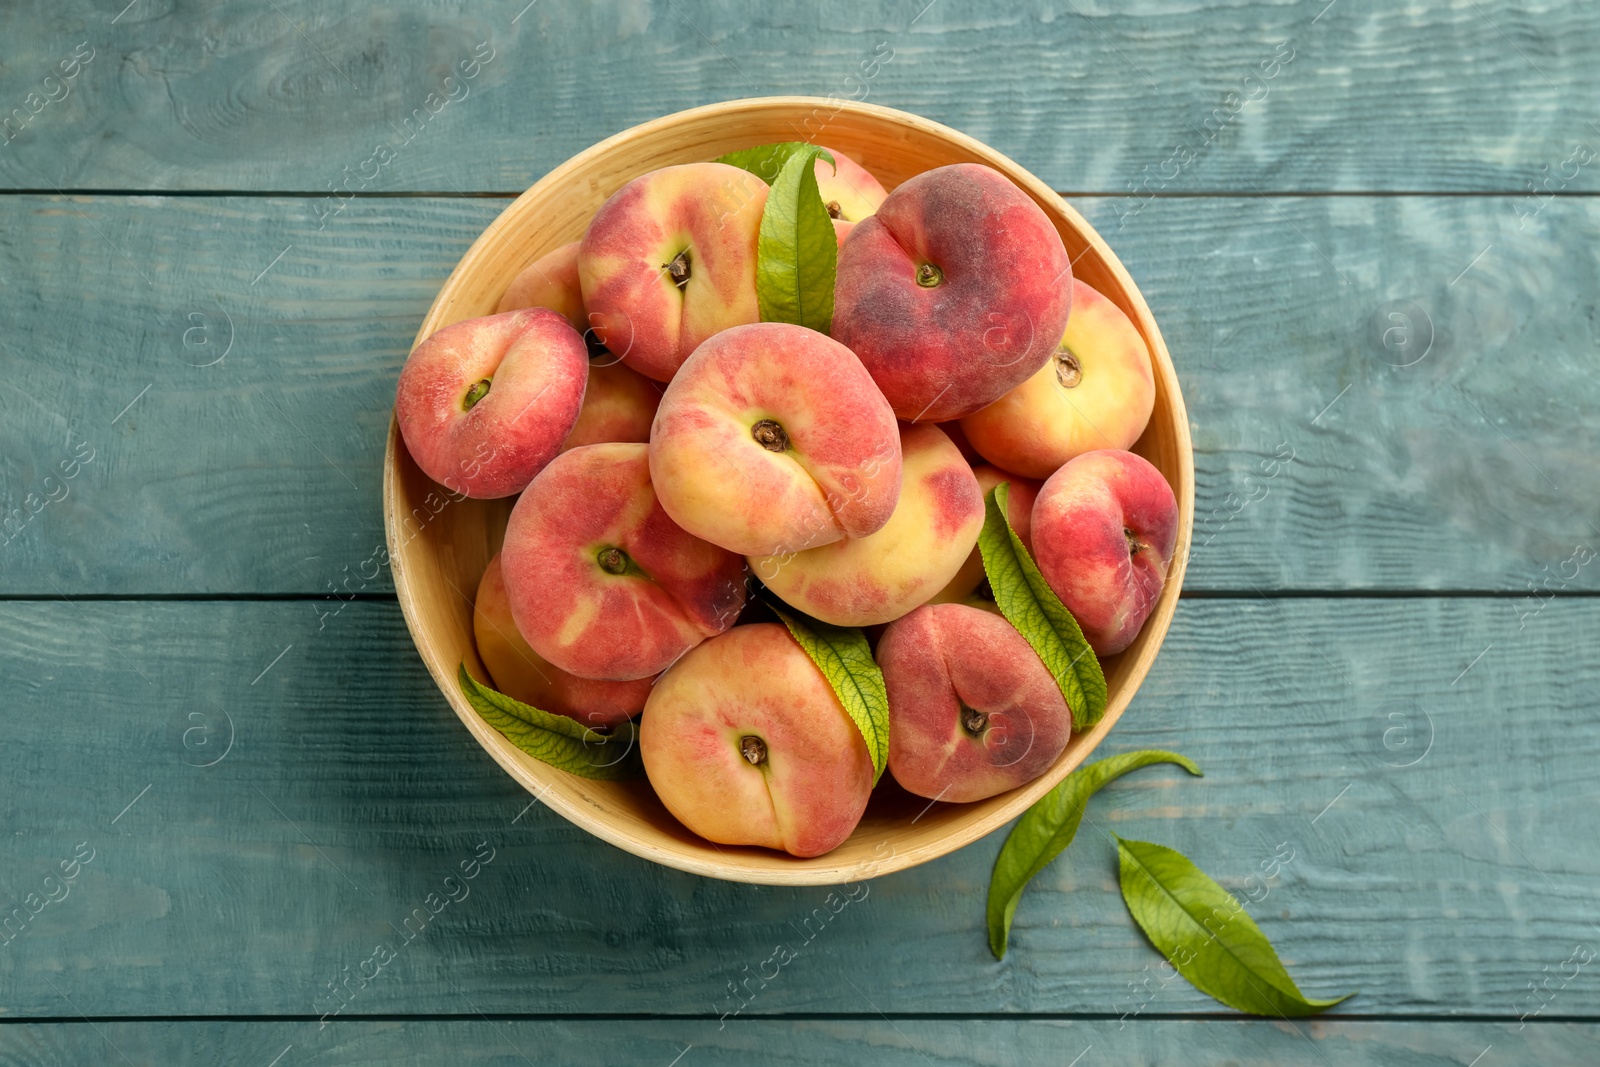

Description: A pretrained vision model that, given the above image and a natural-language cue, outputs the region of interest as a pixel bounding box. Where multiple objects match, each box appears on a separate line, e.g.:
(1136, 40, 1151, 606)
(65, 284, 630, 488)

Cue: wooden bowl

(383, 97, 1193, 886)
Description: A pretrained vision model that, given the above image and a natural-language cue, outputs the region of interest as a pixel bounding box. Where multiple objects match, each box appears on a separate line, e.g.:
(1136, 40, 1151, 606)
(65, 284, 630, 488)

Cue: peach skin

(880, 602, 1071, 802)
(473, 553, 652, 728)
(496, 241, 587, 326)
(578, 162, 767, 382)
(960, 278, 1155, 478)
(563, 360, 662, 452)
(395, 308, 587, 499)
(649, 322, 902, 557)
(495, 240, 664, 452)
(833, 163, 1072, 422)
(815, 146, 887, 227)
(930, 465, 1039, 604)
(641, 623, 873, 857)
(1032, 449, 1178, 656)
(500, 443, 747, 680)
(753, 424, 984, 627)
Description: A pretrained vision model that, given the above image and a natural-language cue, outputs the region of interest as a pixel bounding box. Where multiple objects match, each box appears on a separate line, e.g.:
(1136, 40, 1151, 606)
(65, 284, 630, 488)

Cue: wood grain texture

(3, 193, 1597, 595)
(0, 1019, 1591, 1065)
(0, 597, 1593, 1017)
(1, 0, 1596, 194)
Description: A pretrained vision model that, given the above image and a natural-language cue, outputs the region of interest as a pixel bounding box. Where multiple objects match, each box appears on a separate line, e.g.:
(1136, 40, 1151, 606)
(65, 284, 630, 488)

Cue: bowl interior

(383, 97, 1193, 885)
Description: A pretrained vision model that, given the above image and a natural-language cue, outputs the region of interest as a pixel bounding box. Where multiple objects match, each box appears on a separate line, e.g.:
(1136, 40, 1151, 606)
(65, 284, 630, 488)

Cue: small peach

(960, 278, 1156, 478)
(500, 443, 748, 680)
(649, 322, 901, 556)
(496, 241, 587, 327)
(579, 162, 767, 382)
(1032, 449, 1178, 656)
(395, 308, 587, 498)
(564, 359, 662, 452)
(880, 602, 1071, 802)
(833, 163, 1072, 421)
(641, 623, 873, 857)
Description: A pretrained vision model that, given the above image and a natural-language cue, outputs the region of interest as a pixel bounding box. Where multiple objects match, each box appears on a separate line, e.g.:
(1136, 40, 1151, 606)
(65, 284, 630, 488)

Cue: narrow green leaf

(716, 142, 836, 185)
(1115, 837, 1356, 1017)
(978, 483, 1108, 731)
(987, 750, 1202, 959)
(770, 604, 889, 784)
(457, 663, 644, 781)
(753, 145, 838, 334)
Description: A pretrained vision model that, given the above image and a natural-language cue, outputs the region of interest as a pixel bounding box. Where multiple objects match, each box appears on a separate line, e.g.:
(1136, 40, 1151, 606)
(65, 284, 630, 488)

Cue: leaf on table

(987, 750, 1202, 959)
(1115, 836, 1356, 1017)
(770, 604, 889, 784)
(749, 144, 838, 334)
(457, 663, 645, 781)
(978, 482, 1107, 731)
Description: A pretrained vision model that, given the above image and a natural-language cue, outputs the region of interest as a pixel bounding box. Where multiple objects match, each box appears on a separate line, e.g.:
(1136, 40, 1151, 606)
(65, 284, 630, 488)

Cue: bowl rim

(383, 95, 1194, 885)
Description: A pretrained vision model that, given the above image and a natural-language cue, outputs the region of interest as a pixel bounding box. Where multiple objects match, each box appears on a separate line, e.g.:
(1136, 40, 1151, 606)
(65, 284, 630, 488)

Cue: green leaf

(978, 483, 1108, 731)
(751, 144, 838, 334)
(456, 663, 645, 781)
(769, 604, 889, 784)
(987, 750, 1202, 959)
(1115, 837, 1356, 1017)
(716, 142, 836, 185)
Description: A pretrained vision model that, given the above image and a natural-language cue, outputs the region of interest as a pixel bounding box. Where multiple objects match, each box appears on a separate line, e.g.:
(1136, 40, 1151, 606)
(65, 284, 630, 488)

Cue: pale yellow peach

(752, 424, 983, 626)
(649, 323, 901, 556)
(640, 623, 873, 857)
(496, 241, 587, 326)
(960, 279, 1156, 478)
(816, 146, 888, 225)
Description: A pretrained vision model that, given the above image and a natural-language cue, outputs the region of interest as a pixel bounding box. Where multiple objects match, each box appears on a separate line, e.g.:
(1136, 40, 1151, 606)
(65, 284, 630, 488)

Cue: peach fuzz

(930, 465, 1039, 604)
(500, 442, 747, 680)
(494, 241, 664, 453)
(473, 554, 651, 728)
(833, 163, 1072, 422)
(879, 602, 1071, 803)
(640, 623, 873, 857)
(1032, 449, 1178, 657)
(395, 308, 587, 499)
(752, 424, 983, 627)
(960, 278, 1155, 478)
(578, 162, 767, 382)
(649, 322, 901, 557)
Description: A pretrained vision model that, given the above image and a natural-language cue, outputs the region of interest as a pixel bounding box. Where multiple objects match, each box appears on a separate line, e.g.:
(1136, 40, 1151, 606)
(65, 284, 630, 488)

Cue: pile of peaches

(396, 147, 1178, 859)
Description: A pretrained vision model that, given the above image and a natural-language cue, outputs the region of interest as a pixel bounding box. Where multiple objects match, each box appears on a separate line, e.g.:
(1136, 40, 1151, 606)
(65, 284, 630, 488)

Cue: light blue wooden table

(3, 1, 1597, 1062)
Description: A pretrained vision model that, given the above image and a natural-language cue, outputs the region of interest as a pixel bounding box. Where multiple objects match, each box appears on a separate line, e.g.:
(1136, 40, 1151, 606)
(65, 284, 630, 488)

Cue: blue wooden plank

(2, 194, 1596, 594)
(0, 597, 1593, 1017)
(0, 1018, 1590, 1066)
(0, 1, 1595, 193)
